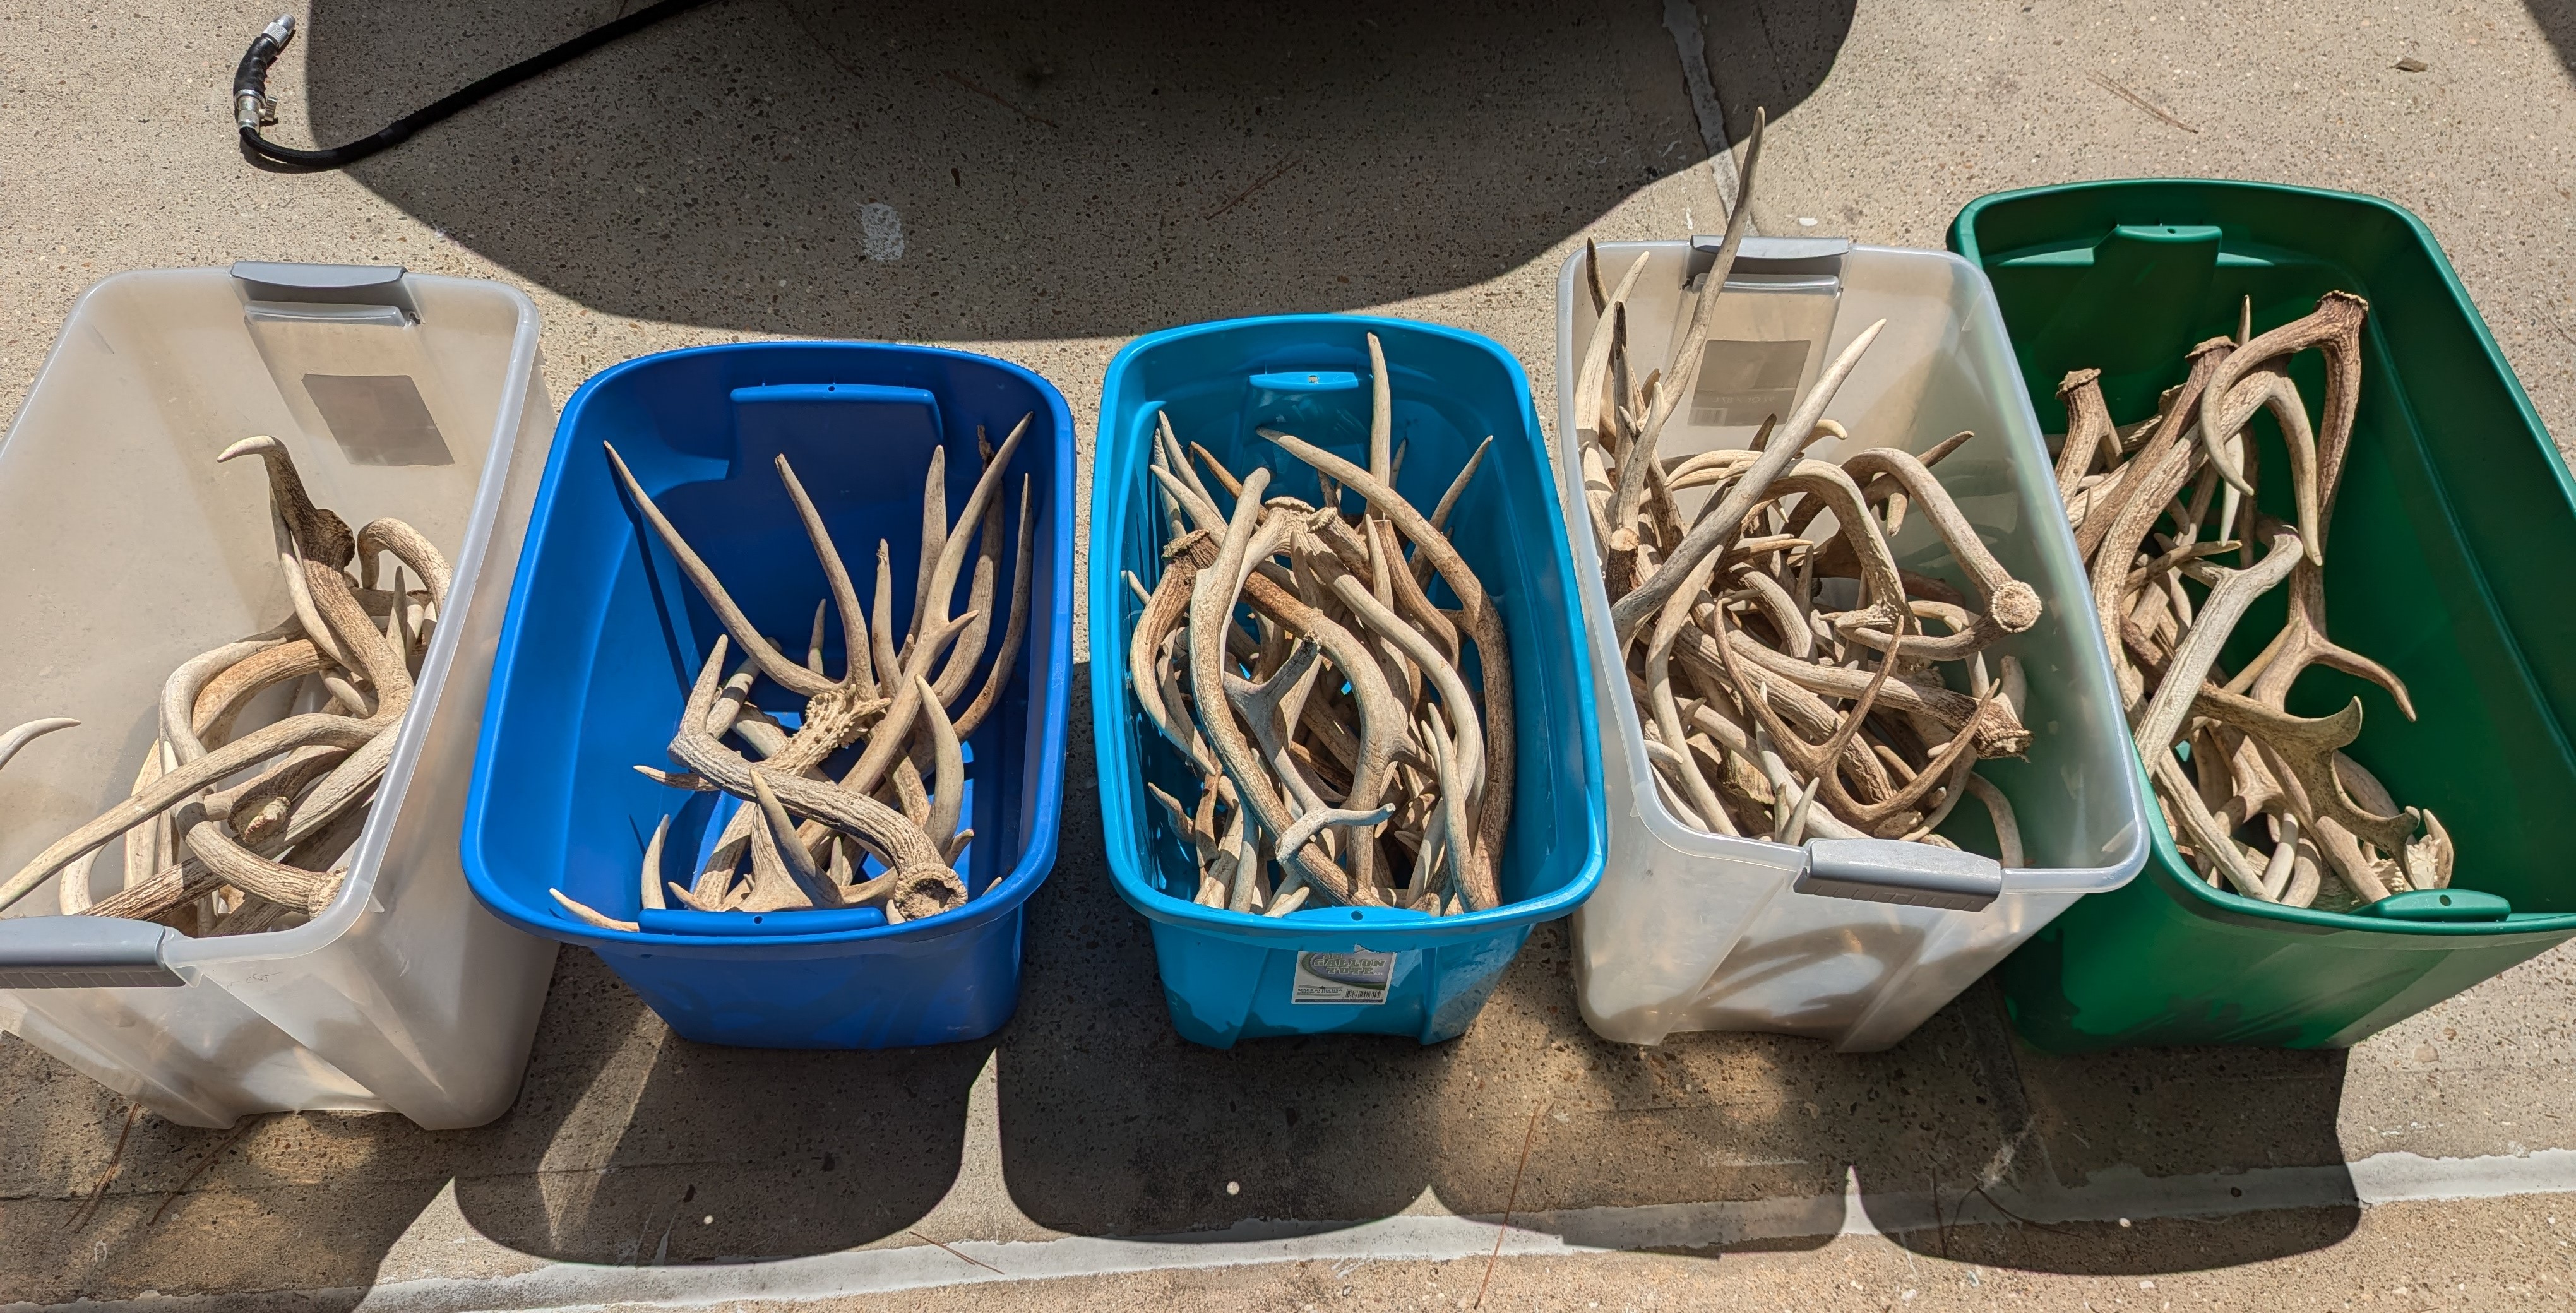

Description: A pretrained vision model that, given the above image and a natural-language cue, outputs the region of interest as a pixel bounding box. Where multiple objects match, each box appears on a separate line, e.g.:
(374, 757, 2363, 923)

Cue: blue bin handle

(1794, 838, 2003, 912)
(0, 917, 188, 989)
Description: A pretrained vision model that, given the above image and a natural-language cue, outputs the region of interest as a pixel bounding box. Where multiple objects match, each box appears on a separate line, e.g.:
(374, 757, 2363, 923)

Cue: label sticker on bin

(1293, 949, 1395, 1004)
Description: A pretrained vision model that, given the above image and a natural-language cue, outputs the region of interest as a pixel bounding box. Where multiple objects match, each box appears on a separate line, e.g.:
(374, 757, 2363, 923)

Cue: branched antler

(563, 424, 1041, 930)
(1565, 190, 2039, 858)
(2053, 293, 2446, 908)
(0, 437, 447, 932)
(1119, 336, 1516, 917)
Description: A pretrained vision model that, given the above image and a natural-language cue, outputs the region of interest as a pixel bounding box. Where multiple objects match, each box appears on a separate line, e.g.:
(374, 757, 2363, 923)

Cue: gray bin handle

(231, 260, 417, 316)
(1793, 838, 2003, 912)
(0, 917, 187, 989)
(1688, 234, 1849, 278)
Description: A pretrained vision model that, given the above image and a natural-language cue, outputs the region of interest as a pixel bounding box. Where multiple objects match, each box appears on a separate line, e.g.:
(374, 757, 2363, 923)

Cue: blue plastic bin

(463, 342, 1073, 1049)
(1090, 314, 1607, 1047)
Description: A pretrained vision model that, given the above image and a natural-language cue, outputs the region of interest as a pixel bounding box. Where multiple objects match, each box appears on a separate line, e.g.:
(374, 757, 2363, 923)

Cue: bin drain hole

(1351, 910, 1363, 921)
(2439, 895, 2452, 906)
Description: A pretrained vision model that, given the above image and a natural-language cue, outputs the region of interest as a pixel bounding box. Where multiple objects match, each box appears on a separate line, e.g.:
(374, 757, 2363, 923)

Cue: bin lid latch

(1794, 838, 2003, 913)
(0, 917, 187, 989)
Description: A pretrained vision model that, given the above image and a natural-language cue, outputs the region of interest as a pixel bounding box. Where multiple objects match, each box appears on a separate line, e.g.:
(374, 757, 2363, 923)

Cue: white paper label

(1292, 949, 1396, 1004)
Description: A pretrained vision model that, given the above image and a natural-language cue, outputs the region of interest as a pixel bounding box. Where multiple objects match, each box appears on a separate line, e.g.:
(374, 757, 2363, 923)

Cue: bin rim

(1, 267, 547, 970)
(1551, 241, 2154, 898)
(1950, 181, 2576, 940)
(2133, 769, 2576, 939)
(460, 338, 1076, 953)
(1089, 311, 1608, 945)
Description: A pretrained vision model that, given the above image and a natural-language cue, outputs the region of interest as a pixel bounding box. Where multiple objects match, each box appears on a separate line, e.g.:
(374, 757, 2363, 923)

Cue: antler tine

(2200, 365, 2324, 564)
(1156, 408, 1222, 520)
(1190, 441, 1246, 499)
(931, 459, 1011, 705)
(1420, 701, 1494, 909)
(1619, 105, 1767, 517)
(0, 718, 79, 775)
(1154, 463, 1227, 535)
(1426, 436, 1494, 538)
(915, 674, 966, 851)
(748, 771, 845, 908)
(1643, 552, 1737, 830)
(1367, 331, 1394, 484)
(640, 814, 671, 911)
(1330, 574, 1484, 808)
(1573, 255, 1655, 449)
(951, 477, 1036, 742)
(833, 609, 978, 802)
(605, 441, 832, 698)
(905, 444, 950, 655)
(773, 453, 873, 692)
(914, 412, 1032, 665)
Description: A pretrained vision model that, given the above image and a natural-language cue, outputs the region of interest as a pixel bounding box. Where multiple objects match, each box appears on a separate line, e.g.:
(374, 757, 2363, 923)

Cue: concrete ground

(3, 0, 2575, 1307)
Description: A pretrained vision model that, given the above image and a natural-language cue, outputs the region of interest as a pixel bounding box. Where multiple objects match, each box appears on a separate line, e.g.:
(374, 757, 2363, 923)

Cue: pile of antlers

(548, 420, 1036, 932)
(2055, 292, 2451, 908)
(1125, 336, 1512, 917)
(0, 437, 448, 935)
(1571, 128, 2039, 860)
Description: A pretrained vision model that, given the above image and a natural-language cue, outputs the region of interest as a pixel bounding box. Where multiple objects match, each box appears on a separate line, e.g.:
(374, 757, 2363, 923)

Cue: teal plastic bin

(1952, 180, 2576, 1050)
(1089, 314, 1606, 1048)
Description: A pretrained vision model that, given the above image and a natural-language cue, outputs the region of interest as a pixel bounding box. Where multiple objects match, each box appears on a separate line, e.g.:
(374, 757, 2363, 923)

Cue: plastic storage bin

(1092, 314, 1606, 1048)
(462, 342, 1073, 1049)
(0, 263, 557, 1129)
(1558, 239, 2151, 1052)
(1953, 181, 2576, 1050)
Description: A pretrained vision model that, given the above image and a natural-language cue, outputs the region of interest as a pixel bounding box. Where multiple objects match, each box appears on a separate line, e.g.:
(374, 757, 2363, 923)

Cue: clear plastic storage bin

(0, 264, 558, 1128)
(1558, 239, 2149, 1051)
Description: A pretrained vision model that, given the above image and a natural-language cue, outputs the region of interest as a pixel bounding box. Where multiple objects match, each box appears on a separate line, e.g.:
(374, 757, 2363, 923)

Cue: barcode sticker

(1292, 949, 1396, 1004)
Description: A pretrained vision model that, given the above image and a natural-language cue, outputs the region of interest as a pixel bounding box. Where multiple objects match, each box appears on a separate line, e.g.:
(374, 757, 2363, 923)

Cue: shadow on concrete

(2526, 1, 2576, 81)
(993, 674, 2359, 1270)
(993, 666, 1443, 1233)
(1692, 0, 1858, 143)
(0, 1035, 451, 1304)
(445, 951, 993, 1264)
(1855, 982, 2361, 1274)
(996, 670, 1834, 1249)
(0, 947, 988, 1304)
(292, 0, 1714, 341)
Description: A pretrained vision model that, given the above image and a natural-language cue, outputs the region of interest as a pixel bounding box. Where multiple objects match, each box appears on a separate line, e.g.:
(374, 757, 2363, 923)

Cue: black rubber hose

(234, 0, 719, 171)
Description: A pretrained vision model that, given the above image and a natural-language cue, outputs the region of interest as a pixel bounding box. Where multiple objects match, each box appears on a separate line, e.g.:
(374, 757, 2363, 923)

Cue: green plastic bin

(1950, 180, 2576, 1050)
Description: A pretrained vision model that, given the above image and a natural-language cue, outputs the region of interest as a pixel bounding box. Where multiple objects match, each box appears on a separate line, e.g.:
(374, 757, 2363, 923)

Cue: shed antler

(561, 424, 1039, 930)
(2053, 292, 2447, 908)
(0, 437, 447, 932)
(1563, 155, 2041, 858)
(1119, 336, 1517, 917)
